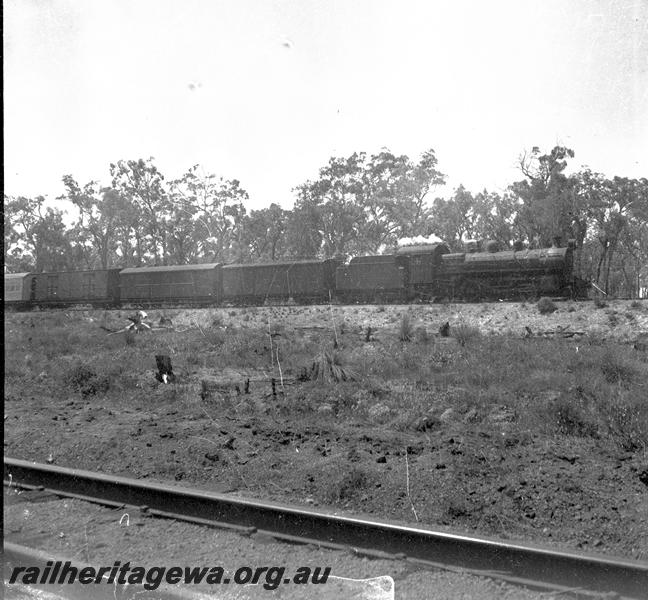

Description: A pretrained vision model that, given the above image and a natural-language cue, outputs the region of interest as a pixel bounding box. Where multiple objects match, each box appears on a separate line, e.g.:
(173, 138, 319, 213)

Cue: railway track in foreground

(4, 457, 648, 599)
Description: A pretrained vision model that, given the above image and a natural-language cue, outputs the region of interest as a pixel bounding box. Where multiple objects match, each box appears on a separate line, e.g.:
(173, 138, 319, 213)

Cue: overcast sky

(4, 0, 647, 211)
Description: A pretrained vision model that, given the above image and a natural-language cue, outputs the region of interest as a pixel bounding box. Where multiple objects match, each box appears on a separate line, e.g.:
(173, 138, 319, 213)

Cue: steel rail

(4, 457, 647, 598)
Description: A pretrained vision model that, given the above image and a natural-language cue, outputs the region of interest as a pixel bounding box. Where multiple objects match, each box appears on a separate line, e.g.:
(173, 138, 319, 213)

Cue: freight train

(4, 240, 585, 310)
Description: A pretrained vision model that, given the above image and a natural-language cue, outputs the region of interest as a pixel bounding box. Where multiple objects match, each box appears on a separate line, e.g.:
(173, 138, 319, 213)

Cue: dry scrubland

(4, 300, 648, 560)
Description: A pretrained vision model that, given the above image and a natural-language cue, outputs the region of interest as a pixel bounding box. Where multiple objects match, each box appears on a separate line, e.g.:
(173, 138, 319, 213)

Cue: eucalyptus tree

(242, 203, 289, 261)
(168, 165, 248, 263)
(3, 195, 72, 272)
(110, 158, 170, 264)
(62, 176, 139, 268)
(511, 146, 579, 246)
(291, 148, 446, 257)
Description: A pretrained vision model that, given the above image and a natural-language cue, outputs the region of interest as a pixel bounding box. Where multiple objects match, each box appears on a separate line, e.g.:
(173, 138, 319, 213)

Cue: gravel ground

(170, 298, 648, 341)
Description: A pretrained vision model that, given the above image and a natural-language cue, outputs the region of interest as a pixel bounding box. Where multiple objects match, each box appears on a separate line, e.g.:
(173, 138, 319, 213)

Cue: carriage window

(82, 273, 96, 297)
(47, 276, 58, 296)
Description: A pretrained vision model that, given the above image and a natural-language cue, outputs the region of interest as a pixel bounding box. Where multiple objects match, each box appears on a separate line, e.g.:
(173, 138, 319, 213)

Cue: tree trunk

(604, 243, 616, 295)
(596, 240, 608, 286)
(100, 236, 109, 269)
(135, 232, 143, 266)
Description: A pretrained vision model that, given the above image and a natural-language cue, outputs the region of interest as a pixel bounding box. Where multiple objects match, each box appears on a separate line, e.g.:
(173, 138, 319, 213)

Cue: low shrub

(549, 397, 598, 437)
(125, 330, 137, 346)
(537, 297, 557, 314)
(594, 297, 608, 309)
(318, 463, 374, 503)
(221, 330, 269, 366)
(66, 364, 110, 397)
(600, 352, 635, 386)
(414, 326, 430, 344)
(601, 394, 648, 452)
(206, 328, 227, 348)
(335, 466, 370, 501)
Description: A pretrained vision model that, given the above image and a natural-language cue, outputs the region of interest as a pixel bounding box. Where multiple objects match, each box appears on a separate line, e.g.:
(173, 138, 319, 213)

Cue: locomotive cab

(394, 243, 451, 301)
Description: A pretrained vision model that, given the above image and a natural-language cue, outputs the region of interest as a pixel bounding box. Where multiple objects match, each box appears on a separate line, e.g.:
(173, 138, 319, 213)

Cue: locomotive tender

(4, 240, 582, 310)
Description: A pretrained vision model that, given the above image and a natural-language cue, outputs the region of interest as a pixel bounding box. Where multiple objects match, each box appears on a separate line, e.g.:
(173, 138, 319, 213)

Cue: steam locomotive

(4, 240, 584, 310)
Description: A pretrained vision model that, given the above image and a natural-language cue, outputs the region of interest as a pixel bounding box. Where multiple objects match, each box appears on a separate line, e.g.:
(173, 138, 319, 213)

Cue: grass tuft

(399, 312, 413, 342)
(310, 348, 354, 383)
(452, 322, 481, 346)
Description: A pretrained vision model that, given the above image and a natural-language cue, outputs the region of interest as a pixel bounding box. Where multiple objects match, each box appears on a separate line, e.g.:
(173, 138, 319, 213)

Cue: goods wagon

(119, 264, 221, 305)
(4, 273, 32, 307)
(3, 237, 584, 311)
(436, 245, 574, 299)
(335, 255, 406, 302)
(222, 259, 339, 304)
(31, 269, 121, 306)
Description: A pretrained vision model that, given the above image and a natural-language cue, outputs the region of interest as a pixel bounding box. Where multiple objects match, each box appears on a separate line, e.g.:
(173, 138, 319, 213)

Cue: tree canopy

(4, 145, 647, 297)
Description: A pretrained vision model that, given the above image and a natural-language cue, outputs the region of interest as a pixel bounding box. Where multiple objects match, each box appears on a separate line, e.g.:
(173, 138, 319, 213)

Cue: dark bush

(537, 297, 557, 315)
(414, 326, 430, 344)
(600, 353, 634, 386)
(66, 364, 110, 397)
(125, 330, 137, 346)
(603, 400, 648, 452)
(550, 398, 597, 437)
(328, 466, 371, 502)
